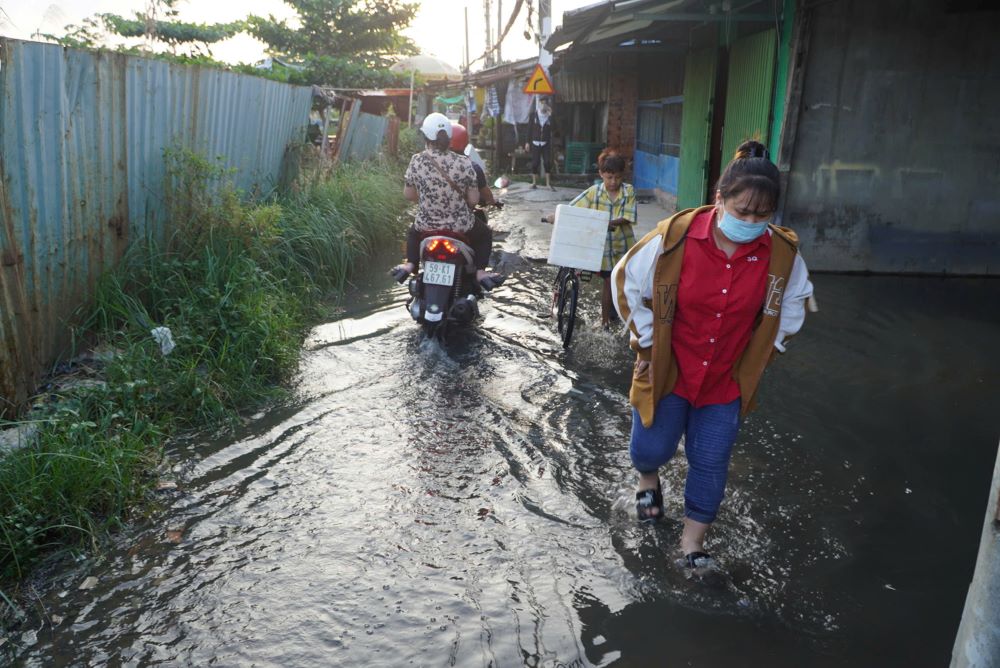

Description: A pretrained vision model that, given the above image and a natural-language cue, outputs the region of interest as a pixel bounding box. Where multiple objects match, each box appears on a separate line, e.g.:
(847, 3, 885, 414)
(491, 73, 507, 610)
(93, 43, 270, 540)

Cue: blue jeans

(629, 393, 742, 524)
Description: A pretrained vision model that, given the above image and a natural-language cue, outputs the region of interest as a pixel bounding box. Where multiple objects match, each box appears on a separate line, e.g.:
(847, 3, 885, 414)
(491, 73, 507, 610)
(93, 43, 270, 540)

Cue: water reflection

(15, 262, 1000, 666)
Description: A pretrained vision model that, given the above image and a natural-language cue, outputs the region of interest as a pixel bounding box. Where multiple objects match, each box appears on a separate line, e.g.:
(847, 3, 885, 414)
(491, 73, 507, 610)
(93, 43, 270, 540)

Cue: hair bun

(734, 140, 768, 161)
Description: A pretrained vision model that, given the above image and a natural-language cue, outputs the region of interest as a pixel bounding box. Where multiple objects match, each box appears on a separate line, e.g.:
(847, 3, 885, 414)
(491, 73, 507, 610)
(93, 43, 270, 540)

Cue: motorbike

(395, 116, 506, 338)
(401, 228, 504, 338)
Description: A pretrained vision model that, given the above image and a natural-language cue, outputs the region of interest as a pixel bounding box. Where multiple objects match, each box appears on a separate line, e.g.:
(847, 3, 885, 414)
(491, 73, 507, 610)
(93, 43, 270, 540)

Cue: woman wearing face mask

(610, 140, 815, 573)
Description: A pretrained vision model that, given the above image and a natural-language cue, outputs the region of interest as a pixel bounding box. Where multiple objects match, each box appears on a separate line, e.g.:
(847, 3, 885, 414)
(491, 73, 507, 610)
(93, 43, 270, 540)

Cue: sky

(0, 0, 600, 69)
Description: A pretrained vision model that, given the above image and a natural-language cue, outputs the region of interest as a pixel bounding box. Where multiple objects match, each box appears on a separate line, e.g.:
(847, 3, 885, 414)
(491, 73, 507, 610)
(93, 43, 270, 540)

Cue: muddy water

(16, 201, 1000, 667)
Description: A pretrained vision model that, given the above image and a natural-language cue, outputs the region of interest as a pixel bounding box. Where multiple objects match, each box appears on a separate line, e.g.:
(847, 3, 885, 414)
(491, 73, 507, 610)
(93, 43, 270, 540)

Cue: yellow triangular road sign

(523, 64, 555, 95)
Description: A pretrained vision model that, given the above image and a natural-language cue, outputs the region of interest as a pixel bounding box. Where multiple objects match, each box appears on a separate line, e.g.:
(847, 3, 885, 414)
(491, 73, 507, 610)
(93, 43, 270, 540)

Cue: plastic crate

(564, 141, 604, 174)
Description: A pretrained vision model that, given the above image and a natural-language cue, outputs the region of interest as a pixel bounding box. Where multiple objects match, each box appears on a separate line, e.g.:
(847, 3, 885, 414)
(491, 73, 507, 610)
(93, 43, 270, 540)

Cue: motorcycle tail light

(426, 239, 457, 256)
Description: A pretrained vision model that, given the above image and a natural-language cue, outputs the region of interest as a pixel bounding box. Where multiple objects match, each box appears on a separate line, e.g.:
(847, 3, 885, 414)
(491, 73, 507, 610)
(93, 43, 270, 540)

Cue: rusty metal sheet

(341, 110, 390, 162)
(0, 38, 313, 415)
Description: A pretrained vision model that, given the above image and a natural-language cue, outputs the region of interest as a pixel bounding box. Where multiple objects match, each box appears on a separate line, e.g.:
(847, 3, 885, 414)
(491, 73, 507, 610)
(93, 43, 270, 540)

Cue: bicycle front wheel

(556, 270, 579, 348)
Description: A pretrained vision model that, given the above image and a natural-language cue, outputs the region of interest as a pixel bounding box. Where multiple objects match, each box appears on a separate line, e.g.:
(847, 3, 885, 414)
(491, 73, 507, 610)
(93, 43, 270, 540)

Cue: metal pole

(464, 6, 470, 70)
(497, 0, 502, 63)
(538, 0, 552, 179)
(484, 0, 493, 67)
(407, 70, 414, 126)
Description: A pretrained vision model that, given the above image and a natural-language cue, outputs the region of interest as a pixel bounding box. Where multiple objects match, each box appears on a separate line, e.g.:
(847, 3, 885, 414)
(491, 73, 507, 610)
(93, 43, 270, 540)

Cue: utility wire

(467, 0, 526, 68)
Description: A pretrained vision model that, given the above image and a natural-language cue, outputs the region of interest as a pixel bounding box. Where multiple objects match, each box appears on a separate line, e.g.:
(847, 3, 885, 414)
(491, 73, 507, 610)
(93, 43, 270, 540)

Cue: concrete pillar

(539, 0, 553, 68)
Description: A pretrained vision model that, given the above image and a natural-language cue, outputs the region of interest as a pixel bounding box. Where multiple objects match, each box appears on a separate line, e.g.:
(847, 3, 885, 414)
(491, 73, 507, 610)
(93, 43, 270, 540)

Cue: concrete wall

(783, 0, 1000, 274)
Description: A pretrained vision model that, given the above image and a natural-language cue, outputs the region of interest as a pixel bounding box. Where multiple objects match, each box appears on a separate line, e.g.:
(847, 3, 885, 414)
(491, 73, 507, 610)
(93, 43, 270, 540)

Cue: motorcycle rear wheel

(422, 320, 445, 340)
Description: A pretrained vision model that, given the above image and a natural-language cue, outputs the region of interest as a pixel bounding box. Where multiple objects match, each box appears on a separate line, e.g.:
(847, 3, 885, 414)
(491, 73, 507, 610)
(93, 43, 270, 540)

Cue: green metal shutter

(677, 47, 717, 210)
(721, 28, 778, 164)
(768, 0, 796, 159)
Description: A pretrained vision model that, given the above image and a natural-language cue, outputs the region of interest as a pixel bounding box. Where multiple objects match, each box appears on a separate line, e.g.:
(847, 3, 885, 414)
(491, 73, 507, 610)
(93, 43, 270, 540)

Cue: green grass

(0, 402, 160, 582)
(0, 148, 408, 611)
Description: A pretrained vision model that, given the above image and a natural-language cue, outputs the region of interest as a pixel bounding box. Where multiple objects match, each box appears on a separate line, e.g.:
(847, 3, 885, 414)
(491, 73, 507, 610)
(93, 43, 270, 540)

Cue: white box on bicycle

(547, 204, 607, 272)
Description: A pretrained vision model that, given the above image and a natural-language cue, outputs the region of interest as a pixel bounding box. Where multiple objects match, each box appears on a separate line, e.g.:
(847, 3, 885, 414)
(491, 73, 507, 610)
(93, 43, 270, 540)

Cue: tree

(100, 14, 245, 54)
(248, 0, 419, 86)
(46, 0, 245, 57)
(42, 16, 104, 49)
(44, 0, 419, 88)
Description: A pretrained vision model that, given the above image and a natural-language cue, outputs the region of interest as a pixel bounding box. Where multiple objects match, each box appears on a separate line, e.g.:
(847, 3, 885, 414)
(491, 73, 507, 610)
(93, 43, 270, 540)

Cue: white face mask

(717, 207, 769, 244)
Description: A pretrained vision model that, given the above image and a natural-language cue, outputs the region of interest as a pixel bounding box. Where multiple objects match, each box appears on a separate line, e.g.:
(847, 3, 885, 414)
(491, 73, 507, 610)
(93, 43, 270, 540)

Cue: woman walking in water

(611, 140, 815, 572)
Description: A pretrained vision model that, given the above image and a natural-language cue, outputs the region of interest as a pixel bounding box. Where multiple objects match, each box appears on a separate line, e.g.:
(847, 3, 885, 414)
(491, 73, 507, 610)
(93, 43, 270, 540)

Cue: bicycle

(543, 207, 605, 349)
(551, 265, 593, 349)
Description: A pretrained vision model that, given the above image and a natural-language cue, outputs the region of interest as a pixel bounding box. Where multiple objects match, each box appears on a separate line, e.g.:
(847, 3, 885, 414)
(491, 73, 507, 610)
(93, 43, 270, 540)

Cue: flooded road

(17, 194, 1000, 666)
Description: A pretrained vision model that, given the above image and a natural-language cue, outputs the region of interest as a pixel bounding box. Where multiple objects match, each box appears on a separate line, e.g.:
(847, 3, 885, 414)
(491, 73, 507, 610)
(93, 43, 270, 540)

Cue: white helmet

(420, 112, 453, 141)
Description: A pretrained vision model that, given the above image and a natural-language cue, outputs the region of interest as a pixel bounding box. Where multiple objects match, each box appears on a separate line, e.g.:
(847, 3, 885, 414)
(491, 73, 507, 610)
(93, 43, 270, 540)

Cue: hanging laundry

(484, 86, 501, 118)
(503, 79, 532, 124)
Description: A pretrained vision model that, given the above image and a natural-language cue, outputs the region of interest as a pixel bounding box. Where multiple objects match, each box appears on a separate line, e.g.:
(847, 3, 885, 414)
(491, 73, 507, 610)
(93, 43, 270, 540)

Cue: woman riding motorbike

(392, 113, 501, 290)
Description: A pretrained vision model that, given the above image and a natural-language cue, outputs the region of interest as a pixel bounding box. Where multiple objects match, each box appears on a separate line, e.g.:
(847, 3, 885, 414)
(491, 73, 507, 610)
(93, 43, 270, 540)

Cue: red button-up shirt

(671, 209, 771, 407)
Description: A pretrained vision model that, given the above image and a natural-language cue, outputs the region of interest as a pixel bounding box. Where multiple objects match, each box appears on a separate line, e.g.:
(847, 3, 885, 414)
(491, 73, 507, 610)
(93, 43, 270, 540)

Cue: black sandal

(635, 480, 663, 524)
(680, 551, 716, 569)
(678, 551, 726, 586)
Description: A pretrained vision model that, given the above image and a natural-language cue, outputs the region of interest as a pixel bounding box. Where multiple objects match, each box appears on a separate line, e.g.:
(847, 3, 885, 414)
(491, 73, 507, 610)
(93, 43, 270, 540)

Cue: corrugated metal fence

(0, 39, 313, 415)
(337, 99, 392, 163)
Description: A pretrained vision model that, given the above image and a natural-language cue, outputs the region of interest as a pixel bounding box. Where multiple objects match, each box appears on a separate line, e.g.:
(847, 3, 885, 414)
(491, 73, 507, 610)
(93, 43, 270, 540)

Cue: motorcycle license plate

(423, 261, 455, 286)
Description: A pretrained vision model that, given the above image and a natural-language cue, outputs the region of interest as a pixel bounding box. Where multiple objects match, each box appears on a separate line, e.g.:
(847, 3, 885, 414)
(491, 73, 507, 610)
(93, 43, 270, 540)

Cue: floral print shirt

(405, 149, 476, 233)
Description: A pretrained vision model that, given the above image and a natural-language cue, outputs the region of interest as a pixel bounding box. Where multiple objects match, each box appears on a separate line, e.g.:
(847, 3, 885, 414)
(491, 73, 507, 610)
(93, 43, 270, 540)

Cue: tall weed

(0, 149, 407, 592)
(274, 160, 406, 296)
(399, 126, 424, 159)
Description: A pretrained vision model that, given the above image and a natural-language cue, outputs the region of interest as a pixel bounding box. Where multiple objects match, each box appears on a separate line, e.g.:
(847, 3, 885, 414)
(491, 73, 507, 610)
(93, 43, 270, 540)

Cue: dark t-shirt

(472, 162, 486, 190)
